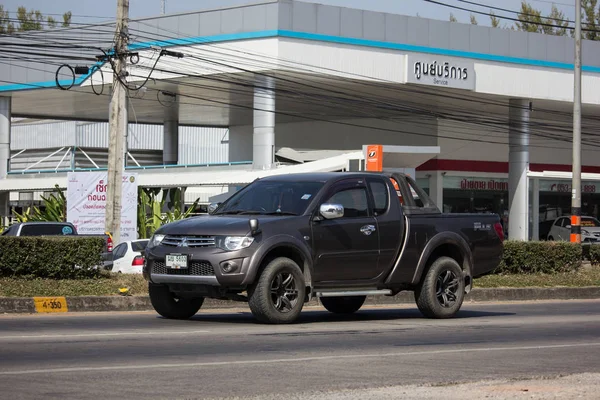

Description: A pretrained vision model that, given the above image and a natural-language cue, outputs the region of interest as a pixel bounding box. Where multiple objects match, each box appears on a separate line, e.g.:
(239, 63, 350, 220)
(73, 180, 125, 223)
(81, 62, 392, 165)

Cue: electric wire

(2, 8, 596, 155)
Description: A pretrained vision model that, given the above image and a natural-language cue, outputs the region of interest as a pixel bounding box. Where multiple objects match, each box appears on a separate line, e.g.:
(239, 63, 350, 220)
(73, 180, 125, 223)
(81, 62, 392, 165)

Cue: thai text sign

(406, 54, 475, 90)
(66, 171, 138, 241)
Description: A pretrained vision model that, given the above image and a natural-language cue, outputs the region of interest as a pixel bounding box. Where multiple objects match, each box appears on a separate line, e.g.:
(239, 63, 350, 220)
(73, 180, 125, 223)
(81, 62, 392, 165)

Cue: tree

(514, 1, 569, 36)
(0, 4, 71, 34)
(515, 1, 544, 33)
(490, 11, 501, 28)
(0, 5, 14, 34)
(16, 6, 43, 31)
(583, 0, 599, 40)
(543, 5, 569, 36)
(449, 13, 457, 23)
(62, 11, 71, 28)
(470, 14, 478, 25)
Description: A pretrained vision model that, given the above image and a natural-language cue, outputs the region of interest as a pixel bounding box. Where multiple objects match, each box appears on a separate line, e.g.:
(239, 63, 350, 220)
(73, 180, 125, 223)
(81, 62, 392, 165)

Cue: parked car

(1, 222, 113, 267)
(143, 172, 504, 324)
(547, 216, 600, 243)
(110, 239, 149, 274)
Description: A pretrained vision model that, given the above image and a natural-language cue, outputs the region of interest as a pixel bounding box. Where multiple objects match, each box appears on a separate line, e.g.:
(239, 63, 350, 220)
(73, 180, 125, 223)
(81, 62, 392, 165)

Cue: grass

(0, 268, 599, 297)
(0, 273, 149, 298)
(474, 267, 600, 288)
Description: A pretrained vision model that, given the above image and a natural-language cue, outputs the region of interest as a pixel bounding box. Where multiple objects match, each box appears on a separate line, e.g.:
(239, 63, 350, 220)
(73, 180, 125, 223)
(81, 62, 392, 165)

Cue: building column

(163, 101, 179, 165)
(531, 178, 540, 241)
(0, 97, 10, 219)
(253, 75, 275, 170)
(428, 171, 444, 211)
(508, 99, 531, 241)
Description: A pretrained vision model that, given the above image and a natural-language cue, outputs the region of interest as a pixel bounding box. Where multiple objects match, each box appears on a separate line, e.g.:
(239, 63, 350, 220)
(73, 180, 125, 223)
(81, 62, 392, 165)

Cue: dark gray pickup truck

(143, 172, 503, 324)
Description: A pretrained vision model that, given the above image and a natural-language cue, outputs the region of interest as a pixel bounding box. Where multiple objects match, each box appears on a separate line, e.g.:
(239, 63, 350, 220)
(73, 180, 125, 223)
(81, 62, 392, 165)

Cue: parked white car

(111, 240, 149, 273)
(547, 216, 600, 243)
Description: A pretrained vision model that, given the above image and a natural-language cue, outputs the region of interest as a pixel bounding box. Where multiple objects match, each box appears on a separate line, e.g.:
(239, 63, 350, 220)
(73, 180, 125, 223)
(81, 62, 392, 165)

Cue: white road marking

(1, 341, 599, 376)
(0, 330, 210, 340)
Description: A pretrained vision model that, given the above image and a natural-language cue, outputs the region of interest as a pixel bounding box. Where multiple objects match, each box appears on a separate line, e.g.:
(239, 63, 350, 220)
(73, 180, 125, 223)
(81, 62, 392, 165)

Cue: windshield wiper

(215, 210, 246, 215)
(259, 211, 298, 216)
(216, 210, 298, 216)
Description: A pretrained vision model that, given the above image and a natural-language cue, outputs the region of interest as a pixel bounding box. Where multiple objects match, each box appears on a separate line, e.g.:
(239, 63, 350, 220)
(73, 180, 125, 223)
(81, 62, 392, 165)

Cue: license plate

(166, 254, 188, 269)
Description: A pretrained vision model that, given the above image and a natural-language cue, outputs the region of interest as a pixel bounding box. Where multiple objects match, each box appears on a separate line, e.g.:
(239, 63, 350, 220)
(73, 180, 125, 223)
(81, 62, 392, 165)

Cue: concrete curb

(1, 287, 600, 314)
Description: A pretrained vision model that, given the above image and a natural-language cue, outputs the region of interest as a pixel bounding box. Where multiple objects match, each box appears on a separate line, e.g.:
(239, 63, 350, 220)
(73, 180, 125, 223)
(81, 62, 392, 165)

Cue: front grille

(162, 235, 215, 248)
(152, 260, 215, 276)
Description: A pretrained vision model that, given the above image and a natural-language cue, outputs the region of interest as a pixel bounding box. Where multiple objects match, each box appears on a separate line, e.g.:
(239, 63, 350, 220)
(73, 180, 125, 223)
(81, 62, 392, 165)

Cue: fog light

(221, 260, 239, 274)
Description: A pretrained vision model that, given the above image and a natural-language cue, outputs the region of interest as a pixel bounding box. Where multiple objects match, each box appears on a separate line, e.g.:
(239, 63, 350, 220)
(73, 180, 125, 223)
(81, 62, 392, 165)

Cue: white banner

(66, 171, 139, 242)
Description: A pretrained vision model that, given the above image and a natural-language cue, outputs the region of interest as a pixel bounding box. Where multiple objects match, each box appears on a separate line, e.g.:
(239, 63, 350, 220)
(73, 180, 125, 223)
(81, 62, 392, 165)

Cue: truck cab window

(326, 188, 369, 218)
(368, 180, 389, 215)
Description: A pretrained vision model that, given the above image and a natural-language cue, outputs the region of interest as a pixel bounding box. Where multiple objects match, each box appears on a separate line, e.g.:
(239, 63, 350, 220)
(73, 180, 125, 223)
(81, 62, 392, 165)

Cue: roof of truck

(259, 172, 390, 183)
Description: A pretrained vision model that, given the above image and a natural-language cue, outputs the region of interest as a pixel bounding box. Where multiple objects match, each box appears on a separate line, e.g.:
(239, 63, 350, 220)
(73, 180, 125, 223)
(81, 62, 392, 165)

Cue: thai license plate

(166, 254, 188, 269)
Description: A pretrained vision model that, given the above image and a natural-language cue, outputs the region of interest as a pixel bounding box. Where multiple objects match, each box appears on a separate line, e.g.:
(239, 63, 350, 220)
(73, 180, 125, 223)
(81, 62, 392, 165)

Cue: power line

(4, 11, 600, 153)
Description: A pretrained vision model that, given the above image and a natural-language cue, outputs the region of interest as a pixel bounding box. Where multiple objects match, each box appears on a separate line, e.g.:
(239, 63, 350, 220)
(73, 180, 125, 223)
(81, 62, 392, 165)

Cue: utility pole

(161, 0, 165, 14)
(105, 0, 129, 245)
(571, 0, 582, 243)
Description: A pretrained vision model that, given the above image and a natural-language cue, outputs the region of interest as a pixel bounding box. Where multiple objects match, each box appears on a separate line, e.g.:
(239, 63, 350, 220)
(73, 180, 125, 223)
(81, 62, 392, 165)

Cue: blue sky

(2, 0, 576, 27)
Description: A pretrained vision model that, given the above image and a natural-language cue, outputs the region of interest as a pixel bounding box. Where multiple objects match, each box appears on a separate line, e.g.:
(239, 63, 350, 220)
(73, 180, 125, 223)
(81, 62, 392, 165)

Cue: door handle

(360, 225, 376, 235)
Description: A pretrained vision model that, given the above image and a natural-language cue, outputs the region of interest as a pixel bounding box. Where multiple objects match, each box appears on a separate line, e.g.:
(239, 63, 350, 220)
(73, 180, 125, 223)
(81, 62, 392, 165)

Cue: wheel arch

(244, 235, 313, 288)
(412, 232, 474, 292)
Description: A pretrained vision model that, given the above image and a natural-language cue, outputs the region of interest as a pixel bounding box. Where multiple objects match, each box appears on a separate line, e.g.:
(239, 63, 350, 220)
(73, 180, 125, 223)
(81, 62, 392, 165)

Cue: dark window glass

(216, 181, 324, 216)
(369, 181, 388, 215)
(113, 244, 127, 259)
(131, 240, 149, 252)
(19, 224, 75, 236)
(326, 188, 369, 218)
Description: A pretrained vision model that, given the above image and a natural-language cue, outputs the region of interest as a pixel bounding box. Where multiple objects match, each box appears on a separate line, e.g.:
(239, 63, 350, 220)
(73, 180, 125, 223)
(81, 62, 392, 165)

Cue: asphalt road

(1, 300, 600, 399)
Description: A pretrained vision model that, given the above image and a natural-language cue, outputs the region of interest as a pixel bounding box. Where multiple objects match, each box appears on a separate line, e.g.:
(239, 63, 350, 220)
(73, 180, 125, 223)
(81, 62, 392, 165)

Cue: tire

(320, 296, 366, 314)
(414, 256, 465, 319)
(248, 257, 306, 324)
(148, 283, 204, 320)
(548, 236, 554, 241)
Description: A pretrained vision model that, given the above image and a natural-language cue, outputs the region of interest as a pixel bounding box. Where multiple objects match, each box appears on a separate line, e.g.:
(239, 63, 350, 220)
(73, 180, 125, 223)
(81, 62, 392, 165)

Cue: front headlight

(148, 234, 165, 249)
(220, 236, 254, 251)
(582, 229, 590, 236)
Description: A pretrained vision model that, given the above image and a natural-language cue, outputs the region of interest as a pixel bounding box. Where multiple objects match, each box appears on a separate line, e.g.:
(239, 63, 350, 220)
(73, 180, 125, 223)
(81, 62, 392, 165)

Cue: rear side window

(368, 180, 388, 215)
(19, 224, 75, 236)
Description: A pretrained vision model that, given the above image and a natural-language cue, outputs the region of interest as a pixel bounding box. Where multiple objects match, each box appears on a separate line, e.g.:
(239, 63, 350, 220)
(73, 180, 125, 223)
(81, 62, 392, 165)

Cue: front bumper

(143, 244, 255, 287)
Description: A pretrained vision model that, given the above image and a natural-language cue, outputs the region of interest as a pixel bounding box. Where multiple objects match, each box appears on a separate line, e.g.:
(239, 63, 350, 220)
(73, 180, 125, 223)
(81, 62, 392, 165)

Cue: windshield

(581, 217, 600, 227)
(215, 180, 324, 216)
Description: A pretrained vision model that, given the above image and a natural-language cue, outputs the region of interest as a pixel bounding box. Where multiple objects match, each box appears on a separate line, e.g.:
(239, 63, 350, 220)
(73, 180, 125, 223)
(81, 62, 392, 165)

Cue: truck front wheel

(320, 296, 366, 314)
(414, 256, 465, 319)
(248, 257, 306, 324)
(149, 283, 204, 320)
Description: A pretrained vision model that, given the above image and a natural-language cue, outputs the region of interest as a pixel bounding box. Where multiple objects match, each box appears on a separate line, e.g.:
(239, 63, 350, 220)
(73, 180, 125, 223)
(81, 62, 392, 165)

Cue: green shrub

(585, 244, 600, 265)
(496, 241, 582, 274)
(0, 236, 105, 279)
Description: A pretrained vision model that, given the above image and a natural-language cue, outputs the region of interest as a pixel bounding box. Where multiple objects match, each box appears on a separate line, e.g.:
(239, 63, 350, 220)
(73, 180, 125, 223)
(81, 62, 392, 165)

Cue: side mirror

(249, 218, 261, 235)
(566, 225, 571, 229)
(319, 203, 344, 220)
(208, 202, 221, 215)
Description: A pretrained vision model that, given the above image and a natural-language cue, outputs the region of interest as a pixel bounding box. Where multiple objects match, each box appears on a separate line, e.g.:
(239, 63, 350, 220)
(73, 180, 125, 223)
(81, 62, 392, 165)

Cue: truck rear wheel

(248, 257, 306, 324)
(414, 256, 465, 319)
(148, 283, 204, 320)
(320, 296, 366, 314)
